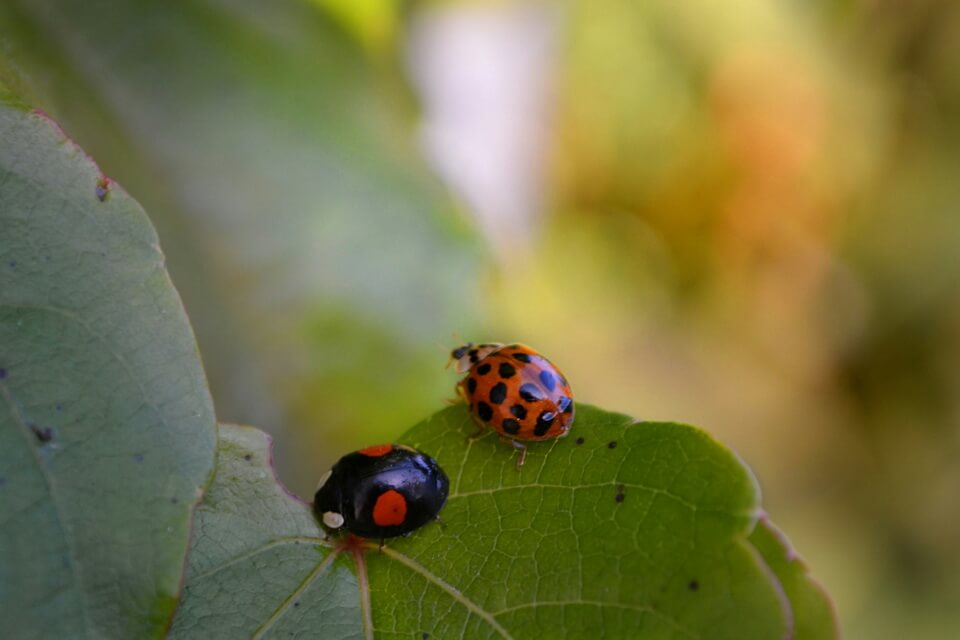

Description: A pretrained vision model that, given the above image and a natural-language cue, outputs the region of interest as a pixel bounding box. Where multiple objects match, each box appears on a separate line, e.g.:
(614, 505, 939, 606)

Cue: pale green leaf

(0, 93, 216, 638)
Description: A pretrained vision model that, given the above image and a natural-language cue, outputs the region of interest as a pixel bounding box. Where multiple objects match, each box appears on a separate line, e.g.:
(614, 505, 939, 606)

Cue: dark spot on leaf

(96, 177, 111, 202)
(608, 441, 618, 449)
(244, 454, 252, 461)
(30, 425, 53, 442)
(689, 580, 699, 591)
(0, 368, 6, 379)
(575, 437, 585, 445)
(0, 478, 6, 487)
(170, 497, 178, 504)
(615, 484, 626, 503)
(8, 261, 15, 268)
(498, 362, 516, 379)
(476, 363, 491, 376)
(55, 404, 62, 412)
(423, 634, 430, 640)
(133, 453, 144, 463)
(294, 601, 300, 607)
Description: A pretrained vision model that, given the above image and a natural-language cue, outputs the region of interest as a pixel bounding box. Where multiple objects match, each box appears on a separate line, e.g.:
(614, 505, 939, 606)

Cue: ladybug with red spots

(452, 342, 575, 467)
(314, 444, 449, 541)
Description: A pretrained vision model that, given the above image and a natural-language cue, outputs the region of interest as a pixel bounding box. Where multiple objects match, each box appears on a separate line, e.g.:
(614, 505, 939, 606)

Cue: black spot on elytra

(477, 402, 493, 422)
(467, 377, 477, 394)
(502, 418, 521, 435)
(30, 425, 53, 443)
(476, 363, 491, 376)
(689, 580, 699, 592)
(575, 437, 585, 445)
(509, 404, 527, 420)
(244, 454, 252, 461)
(539, 370, 556, 391)
(498, 362, 516, 379)
(512, 352, 531, 363)
(133, 453, 144, 463)
(489, 382, 507, 405)
(519, 383, 542, 402)
(607, 441, 618, 449)
(534, 411, 555, 436)
(558, 396, 573, 414)
(615, 484, 626, 503)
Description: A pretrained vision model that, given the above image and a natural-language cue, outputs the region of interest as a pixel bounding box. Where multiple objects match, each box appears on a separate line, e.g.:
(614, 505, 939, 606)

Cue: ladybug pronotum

(314, 444, 449, 541)
(452, 342, 575, 468)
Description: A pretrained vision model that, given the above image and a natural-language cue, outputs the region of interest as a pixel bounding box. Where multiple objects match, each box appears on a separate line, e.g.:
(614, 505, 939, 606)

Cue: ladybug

(314, 444, 449, 541)
(452, 342, 575, 467)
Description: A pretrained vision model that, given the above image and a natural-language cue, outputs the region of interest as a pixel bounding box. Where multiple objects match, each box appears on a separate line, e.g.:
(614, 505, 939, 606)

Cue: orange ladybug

(452, 343, 575, 467)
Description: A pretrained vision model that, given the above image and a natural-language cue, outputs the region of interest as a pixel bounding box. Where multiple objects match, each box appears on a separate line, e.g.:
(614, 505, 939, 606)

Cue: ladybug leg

(466, 421, 486, 440)
(499, 436, 528, 469)
(447, 380, 468, 406)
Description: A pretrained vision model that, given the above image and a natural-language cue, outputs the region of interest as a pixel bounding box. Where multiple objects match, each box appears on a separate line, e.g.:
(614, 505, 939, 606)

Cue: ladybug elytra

(453, 342, 575, 467)
(314, 444, 449, 540)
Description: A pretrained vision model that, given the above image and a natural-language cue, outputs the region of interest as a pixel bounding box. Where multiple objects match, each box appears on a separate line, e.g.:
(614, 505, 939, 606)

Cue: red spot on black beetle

(689, 580, 699, 591)
(615, 484, 626, 503)
(575, 437, 584, 445)
(96, 177, 111, 202)
(30, 425, 54, 442)
(607, 441, 618, 449)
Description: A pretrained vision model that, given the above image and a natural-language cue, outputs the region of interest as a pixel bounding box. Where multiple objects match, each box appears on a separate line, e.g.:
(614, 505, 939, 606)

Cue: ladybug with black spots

(452, 342, 575, 468)
(314, 444, 449, 542)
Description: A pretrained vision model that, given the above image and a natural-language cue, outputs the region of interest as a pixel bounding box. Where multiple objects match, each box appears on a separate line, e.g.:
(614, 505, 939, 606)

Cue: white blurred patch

(409, 3, 557, 261)
(322, 511, 344, 529)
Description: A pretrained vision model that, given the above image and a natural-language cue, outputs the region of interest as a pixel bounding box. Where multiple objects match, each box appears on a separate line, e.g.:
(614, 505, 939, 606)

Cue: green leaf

(749, 519, 840, 640)
(0, 94, 217, 636)
(174, 407, 835, 639)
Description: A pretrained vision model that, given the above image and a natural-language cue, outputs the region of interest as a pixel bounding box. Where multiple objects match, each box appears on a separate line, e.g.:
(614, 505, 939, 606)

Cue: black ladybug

(314, 444, 449, 539)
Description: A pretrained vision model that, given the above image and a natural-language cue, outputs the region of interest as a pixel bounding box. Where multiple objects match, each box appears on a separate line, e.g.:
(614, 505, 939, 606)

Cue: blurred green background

(2, 0, 959, 637)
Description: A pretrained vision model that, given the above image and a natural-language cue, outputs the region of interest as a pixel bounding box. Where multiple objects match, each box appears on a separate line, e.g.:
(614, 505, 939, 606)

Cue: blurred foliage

(0, 0, 486, 495)
(2, 0, 959, 637)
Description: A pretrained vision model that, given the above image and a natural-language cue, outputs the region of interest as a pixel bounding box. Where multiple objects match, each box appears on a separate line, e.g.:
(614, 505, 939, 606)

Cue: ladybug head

(450, 342, 505, 374)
